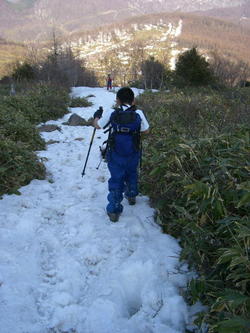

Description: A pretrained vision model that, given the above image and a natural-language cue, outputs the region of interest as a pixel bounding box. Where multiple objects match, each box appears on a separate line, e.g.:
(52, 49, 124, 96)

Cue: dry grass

(0, 41, 27, 77)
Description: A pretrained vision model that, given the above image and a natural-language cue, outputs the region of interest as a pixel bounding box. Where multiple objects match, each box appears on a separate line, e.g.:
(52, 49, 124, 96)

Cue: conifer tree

(175, 47, 213, 86)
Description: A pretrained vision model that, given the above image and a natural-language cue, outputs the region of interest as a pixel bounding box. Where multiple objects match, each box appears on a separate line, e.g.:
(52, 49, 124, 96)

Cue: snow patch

(0, 87, 191, 332)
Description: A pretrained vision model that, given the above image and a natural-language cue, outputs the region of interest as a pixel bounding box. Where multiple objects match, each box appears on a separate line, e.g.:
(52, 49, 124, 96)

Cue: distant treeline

(128, 47, 250, 90)
(1, 41, 98, 88)
(70, 12, 250, 67)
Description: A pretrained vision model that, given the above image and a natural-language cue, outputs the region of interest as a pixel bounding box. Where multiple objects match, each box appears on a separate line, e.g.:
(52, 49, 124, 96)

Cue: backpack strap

(103, 105, 137, 131)
(101, 105, 140, 158)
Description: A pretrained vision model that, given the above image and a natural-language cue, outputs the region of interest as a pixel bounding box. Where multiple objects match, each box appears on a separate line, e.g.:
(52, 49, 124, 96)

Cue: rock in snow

(63, 113, 93, 126)
(0, 87, 192, 333)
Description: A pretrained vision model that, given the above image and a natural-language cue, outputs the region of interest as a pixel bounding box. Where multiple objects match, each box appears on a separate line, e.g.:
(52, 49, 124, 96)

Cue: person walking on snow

(93, 87, 149, 222)
(107, 74, 112, 90)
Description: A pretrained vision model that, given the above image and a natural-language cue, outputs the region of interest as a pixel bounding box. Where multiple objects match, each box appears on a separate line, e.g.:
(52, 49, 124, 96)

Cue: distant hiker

(10, 83, 16, 96)
(107, 74, 112, 90)
(93, 87, 149, 222)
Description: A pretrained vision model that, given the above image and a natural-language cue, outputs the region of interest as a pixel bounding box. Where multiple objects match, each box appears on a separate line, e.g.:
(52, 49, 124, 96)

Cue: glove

(93, 106, 103, 119)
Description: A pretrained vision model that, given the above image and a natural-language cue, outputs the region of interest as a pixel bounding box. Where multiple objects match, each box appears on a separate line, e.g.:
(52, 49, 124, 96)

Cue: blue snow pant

(106, 151, 140, 214)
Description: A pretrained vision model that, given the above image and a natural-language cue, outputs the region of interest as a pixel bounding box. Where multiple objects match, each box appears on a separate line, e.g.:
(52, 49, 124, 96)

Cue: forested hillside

(177, 14, 250, 65)
(196, 1, 250, 28)
(65, 12, 250, 84)
(0, 0, 245, 41)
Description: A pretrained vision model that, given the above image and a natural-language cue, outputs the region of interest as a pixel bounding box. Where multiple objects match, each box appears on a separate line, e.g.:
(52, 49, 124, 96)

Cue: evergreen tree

(174, 47, 213, 87)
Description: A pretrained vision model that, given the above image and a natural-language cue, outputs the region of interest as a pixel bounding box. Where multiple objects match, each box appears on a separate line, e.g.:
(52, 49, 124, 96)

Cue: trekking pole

(139, 141, 143, 170)
(96, 158, 102, 170)
(81, 127, 96, 177)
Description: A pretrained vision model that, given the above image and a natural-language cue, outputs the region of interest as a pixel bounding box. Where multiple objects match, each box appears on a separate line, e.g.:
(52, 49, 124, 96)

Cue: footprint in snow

(97, 175, 106, 182)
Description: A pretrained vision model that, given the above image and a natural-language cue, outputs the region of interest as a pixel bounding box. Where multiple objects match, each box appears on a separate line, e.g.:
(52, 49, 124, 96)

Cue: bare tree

(128, 40, 146, 81)
(99, 48, 123, 85)
(209, 51, 250, 87)
(141, 56, 166, 89)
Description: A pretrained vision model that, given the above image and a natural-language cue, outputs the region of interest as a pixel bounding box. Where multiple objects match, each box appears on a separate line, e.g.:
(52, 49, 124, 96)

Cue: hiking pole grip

(82, 127, 96, 177)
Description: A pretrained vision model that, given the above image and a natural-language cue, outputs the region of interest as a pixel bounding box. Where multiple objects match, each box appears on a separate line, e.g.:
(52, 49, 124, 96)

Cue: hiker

(93, 87, 149, 222)
(107, 74, 112, 90)
(10, 83, 16, 96)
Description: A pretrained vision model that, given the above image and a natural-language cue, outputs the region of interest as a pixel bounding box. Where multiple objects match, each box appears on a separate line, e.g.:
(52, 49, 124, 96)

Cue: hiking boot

(107, 212, 120, 222)
(125, 196, 136, 205)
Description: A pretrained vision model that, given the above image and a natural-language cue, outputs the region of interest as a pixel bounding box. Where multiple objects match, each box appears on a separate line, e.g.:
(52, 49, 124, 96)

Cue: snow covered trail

(0, 87, 190, 333)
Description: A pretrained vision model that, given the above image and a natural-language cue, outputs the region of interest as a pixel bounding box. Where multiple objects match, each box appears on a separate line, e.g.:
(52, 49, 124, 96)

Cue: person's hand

(93, 118, 101, 129)
(141, 129, 150, 137)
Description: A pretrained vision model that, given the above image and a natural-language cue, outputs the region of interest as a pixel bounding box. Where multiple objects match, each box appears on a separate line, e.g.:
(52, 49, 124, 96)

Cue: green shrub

(0, 82, 70, 197)
(69, 96, 93, 107)
(12, 62, 35, 82)
(29, 84, 70, 122)
(0, 105, 45, 150)
(0, 137, 46, 196)
(138, 87, 250, 138)
(174, 47, 214, 87)
(139, 88, 250, 332)
(1, 83, 70, 124)
(0, 83, 11, 97)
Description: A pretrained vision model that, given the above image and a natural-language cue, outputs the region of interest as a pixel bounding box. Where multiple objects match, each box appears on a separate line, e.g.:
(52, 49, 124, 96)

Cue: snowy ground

(0, 87, 192, 333)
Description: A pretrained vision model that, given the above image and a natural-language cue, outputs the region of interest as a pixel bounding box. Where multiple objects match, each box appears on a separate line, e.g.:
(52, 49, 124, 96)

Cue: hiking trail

(0, 87, 193, 333)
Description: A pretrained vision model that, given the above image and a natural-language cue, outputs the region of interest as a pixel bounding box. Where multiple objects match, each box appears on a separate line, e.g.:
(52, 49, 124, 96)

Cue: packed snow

(0, 87, 193, 333)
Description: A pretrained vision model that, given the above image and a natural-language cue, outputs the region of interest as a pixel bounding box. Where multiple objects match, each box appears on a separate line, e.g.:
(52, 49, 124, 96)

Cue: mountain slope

(176, 13, 250, 64)
(0, 0, 246, 41)
(64, 12, 250, 80)
(196, 1, 250, 28)
(1, 10, 249, 78)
